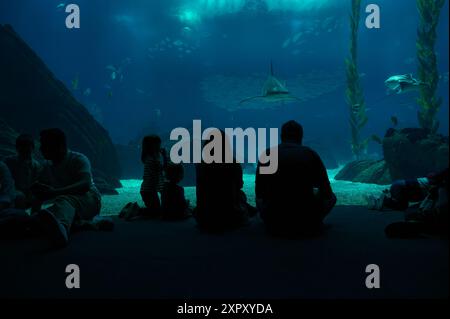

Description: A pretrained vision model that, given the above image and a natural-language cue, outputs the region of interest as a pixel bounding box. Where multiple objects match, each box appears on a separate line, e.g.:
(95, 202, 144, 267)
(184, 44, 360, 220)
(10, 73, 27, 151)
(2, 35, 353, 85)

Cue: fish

(239, 62, 301, 105)
(292, 32, 303, 43)
(385, 74, 426, 94)
(83, 88, 91, 96)
(111, 71, 117, 80)
(71, 74, 79, 91)
(173, 40, 183, 47)
(371, 135, 383, 144)
(282, 38, 291, 49)
(56, 3, 65, 10)
(154, 108, 161, 117)
(391, 116, 399, 127)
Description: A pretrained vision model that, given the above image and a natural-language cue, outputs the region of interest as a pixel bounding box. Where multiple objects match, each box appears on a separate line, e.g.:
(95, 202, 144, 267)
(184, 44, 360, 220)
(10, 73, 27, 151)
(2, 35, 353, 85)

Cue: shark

(385, 74, 426, 94)
(239, 62, 301, 105)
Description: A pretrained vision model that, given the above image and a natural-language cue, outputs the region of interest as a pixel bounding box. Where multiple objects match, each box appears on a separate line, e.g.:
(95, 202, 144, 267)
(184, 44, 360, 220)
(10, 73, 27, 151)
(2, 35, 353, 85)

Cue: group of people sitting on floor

(119, 120, 337, 236)
(0, 120, 448, 249)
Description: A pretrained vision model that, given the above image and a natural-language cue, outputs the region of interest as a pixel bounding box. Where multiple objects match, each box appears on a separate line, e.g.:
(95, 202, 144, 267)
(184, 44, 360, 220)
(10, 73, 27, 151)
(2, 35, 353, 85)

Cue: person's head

(165, 163, 184, 184)
(281, 120, 303, 144)
(141, 135, 162, 163)
(15, 134, 35, 159)
(39, 128, 68, 162)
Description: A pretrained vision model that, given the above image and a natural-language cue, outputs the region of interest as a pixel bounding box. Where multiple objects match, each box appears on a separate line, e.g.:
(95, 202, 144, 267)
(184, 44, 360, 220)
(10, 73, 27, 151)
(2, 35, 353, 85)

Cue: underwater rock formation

(334, 159, 391, 185)
(0, 25, 121, 189)
(383, 128, 449, 180)
(336, 127, 449, 184)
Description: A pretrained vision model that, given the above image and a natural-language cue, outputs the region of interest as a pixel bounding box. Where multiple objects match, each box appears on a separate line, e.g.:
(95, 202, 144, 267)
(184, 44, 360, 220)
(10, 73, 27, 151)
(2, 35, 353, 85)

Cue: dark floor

(0, 206, 448, 299)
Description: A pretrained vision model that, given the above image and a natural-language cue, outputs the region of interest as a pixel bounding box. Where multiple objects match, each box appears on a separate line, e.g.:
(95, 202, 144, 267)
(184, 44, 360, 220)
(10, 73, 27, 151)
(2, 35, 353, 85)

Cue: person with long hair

(140, 135, 167, 217)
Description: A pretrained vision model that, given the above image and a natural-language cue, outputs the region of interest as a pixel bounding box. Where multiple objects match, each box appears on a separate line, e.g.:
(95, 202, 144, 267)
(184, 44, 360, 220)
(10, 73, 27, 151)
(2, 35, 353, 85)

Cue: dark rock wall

(335, 128, 449, 184)
(334, 159, 391, 185)
(0, 25, 121, 182)
(383, 128, 449, 180)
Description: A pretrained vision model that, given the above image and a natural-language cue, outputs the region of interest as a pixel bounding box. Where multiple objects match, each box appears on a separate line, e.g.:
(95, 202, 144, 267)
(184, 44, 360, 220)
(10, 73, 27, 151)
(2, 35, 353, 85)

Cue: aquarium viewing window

(0, 0, 448, 315)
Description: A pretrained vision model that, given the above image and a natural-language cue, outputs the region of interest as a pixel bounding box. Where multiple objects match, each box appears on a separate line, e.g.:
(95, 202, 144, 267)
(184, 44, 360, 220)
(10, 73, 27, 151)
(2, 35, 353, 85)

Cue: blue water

(1, 0, 448, 163)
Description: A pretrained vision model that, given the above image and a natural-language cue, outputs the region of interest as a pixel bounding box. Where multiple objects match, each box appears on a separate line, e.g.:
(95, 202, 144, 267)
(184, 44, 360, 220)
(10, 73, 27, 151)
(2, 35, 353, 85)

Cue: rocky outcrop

(383, 128, 449, 180)
(334, 159, 391, 185)
(0, 25, 121, 188)
(335, 127, 449, 184)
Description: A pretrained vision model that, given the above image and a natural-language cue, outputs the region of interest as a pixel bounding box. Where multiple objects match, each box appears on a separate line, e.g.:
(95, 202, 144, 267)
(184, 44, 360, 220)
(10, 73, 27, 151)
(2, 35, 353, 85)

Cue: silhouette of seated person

(31, 128, 102, 247)
(256, 120, 336, 237)
(194, 129, 253, 232)
(367, 168, 448, 237)
(161, 163, 192, 220)
(5, 134, 42, 209)
(140, 135, 167, 218)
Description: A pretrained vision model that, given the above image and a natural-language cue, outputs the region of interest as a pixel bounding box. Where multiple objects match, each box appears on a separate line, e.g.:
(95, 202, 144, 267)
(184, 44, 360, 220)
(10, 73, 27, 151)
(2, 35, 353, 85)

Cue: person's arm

(32, 154, 93, 199)
(312, 151, 333, 199)
(178, 186, 189, 210)
(0, 163, 15, 210)
(55, 173, 91, 196)
(32, 173, 91, 199)
(236, 163, 244, 190)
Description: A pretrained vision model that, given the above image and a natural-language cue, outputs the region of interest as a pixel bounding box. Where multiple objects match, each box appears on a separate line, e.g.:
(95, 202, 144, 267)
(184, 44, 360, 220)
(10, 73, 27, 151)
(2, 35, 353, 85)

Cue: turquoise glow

(177, 0, 339, 19)
(178, 8, 202, 25)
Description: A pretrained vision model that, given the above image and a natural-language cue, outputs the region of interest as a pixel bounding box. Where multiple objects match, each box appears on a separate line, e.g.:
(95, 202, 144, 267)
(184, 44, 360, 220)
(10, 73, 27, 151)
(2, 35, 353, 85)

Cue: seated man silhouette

(31, 129, 102, 247)
(256, 120, 336, 237)
(5, 134, 42, 209)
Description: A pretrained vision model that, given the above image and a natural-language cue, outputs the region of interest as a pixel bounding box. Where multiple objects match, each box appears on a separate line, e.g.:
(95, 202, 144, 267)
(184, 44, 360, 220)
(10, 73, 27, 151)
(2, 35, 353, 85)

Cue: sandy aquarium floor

(101, 168, 388, 216)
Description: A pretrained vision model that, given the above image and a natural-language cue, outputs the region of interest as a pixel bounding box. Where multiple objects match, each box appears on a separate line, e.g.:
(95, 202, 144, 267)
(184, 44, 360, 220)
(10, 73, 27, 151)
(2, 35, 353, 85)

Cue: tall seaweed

(345, 0, 368, 159)
(416, 0, 446, 134)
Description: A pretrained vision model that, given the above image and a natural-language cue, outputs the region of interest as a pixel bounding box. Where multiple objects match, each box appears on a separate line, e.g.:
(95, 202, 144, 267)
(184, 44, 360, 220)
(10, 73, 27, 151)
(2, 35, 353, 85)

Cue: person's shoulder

(0, 161, 13, 179)
(67, 151, 92, 169)
(0, 160, 8, 170)
(69, 151, 90, 162)
(300, 145, 318, 155)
